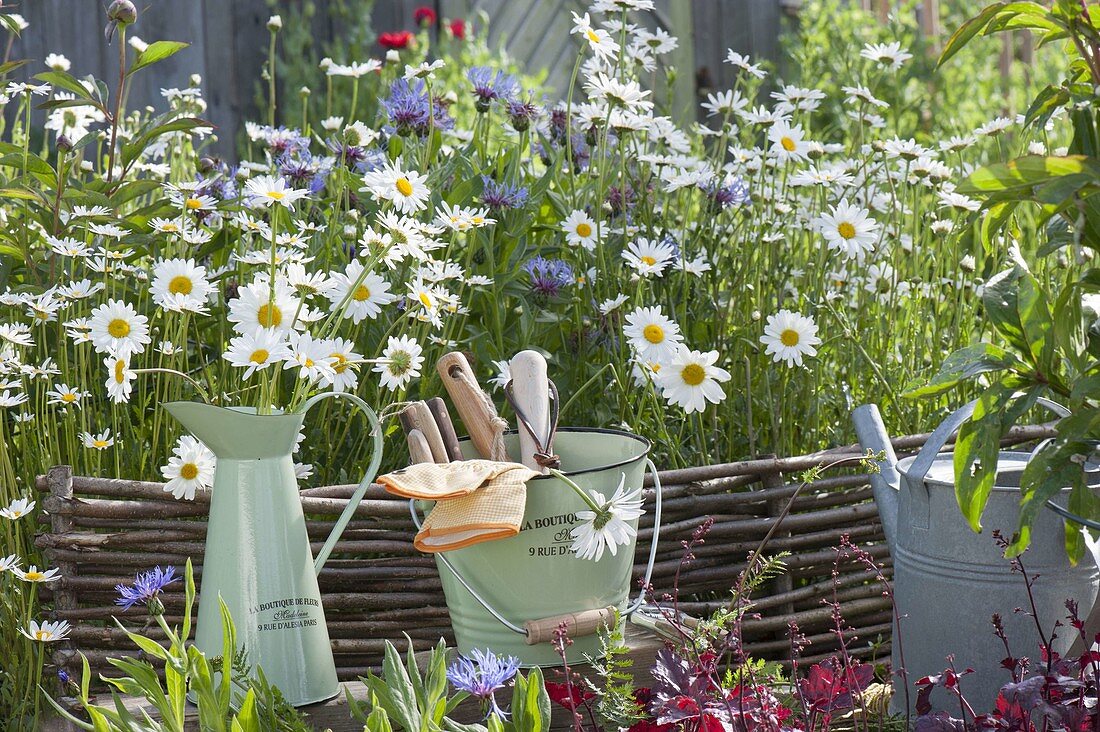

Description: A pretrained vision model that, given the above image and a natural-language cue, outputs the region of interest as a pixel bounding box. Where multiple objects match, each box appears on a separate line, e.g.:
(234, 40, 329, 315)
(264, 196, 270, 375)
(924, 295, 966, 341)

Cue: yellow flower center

(107, 318, 130, 338)
(331, 353, 348, 374)
(643, 324, 664, 344)
(266, 190, 286, 200)
(256, 303, 282, 328)
(93, 440, 108, 448)
(249, 349, 269, 365)
(585, 29, 600, 44)
(576, 222, 592, 238)
(418, 292, 434, 309)
(780, 329, 800, 347)
(184, 197, 204, 210)
(162, 222, 180, 232)
(24, 571, 43, 581)
(781, 136, 797, 152)
(304, 358, 315, 368)
(168, 275, 193, 295)
(353, 285, 371, 302)
(61, 393, 76, 403)
(641, 255, 657, 266)
(180, 463, 199, 480)
(837, 222, 857, 239)
(34, 311, 48, 321)
(114, 360, 126, 383)
(395, 177, 414, 197)
(681, 363, 706, 386)
(34, 630, 50, 641)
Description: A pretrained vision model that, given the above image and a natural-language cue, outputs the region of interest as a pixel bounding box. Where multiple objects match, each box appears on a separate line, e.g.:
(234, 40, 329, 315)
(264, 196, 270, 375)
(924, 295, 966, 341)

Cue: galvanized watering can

(853, 400, 1099, 714)
(412, 428, 662, 667)
(165, 394, 382, 706)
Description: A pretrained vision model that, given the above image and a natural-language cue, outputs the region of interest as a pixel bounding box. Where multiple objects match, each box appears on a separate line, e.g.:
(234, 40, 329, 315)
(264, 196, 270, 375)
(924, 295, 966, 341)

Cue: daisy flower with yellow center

(0, 497, 35, 520)
(150, 258, 215, 313)
(227, 277, 301, 335)
(361, 161, 431, 215)
(88, 299, 151, 356)
(244, 174, 310, 209)
(326, 337, 362, 393)
(161, 435, 216, 501)
(46, 382, 87, 410)
(813, 201, 879, 261)
(760, 309, 821, 368)
(561, 209, 598, 251)
(767, 119, 809, 162)
(223, 328, 292, 379)
(656, 347, 731, 414)
(623, 305, 683, 363)
(374, 334, 424, 392)
(570, 11, 620, 61)
(80, 429, 115, 450)
(104, 353, 137, 404)
(19, 620, 71, 643)
(14, 565, 61, 583)
(327, 260, 397, 323)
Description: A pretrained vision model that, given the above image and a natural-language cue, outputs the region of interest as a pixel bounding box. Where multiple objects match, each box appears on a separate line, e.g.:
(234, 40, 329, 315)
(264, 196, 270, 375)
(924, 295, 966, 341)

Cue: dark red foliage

(797, 656, 874, 714)
(546, 680, 595, 711)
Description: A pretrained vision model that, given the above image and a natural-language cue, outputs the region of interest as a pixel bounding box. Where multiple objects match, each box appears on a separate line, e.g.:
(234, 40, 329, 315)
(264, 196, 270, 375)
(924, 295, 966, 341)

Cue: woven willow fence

(33, 425, 1051, 682)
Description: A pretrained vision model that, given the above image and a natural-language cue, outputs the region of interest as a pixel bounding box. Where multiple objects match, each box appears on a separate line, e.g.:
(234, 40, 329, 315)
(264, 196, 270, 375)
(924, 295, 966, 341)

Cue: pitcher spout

(851, 403, 900, 549)
(163, 401, 304, 460)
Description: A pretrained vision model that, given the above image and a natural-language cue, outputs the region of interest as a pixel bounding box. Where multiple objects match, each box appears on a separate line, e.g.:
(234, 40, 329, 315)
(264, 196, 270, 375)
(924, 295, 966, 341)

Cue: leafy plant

(907, 0, 1100, 560)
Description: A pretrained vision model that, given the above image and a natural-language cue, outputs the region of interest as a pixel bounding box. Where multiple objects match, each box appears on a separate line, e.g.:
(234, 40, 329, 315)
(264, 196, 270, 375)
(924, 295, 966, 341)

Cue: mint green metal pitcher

(164, 393, 382, 706)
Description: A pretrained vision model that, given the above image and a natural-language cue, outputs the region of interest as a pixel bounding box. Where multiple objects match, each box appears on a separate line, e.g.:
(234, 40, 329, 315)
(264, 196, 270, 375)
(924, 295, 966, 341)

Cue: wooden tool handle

(509, 350, 550, 474)
(406, 429, 434, 464)
(427, 397, 463, 461)
(524, 606, 617, 645)
(403, 402, 449, 463)
(436, 352, 508, 461)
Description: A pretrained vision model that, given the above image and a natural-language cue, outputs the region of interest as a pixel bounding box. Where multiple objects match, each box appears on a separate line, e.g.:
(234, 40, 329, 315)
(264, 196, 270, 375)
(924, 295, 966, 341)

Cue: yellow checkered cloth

(378, 460, 540, 553)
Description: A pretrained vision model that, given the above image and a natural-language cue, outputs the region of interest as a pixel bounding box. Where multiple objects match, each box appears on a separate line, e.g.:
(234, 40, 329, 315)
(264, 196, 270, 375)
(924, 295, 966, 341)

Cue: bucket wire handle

(408, 456, 664, 638)
(299, 392, 384, 574)
(909, 397, 1069, 484)
(504, 378, 561, 470)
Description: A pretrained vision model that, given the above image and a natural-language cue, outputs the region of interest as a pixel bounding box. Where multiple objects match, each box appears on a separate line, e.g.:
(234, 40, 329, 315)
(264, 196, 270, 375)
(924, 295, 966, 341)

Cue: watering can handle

(409, 457, 664, 640)
(909, 397, 1070, 484)
(299, 392, 384, 575)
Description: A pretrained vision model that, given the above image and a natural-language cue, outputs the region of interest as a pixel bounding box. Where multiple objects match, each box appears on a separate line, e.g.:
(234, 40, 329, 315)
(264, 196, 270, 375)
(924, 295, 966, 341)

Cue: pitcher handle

(909, 397, 1069, 484)
(298, 392, 384, 575)
(410, 457, 663, 638)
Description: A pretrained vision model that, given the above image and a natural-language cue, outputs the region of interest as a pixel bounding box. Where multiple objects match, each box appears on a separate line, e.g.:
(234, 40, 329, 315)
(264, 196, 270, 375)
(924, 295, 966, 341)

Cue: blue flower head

(115, 566, 178, 612)
(523, 256, 573, 300)
(383, 79, 454, 136)
(480, 176, 528, 211)
(467, 67, 519, 111)
(701, 176, 750, 210)
(447, 648, 520, 719)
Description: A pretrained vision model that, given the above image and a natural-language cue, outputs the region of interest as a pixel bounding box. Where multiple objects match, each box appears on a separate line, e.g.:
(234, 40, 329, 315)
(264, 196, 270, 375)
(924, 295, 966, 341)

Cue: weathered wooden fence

(12, 0, 797, 156)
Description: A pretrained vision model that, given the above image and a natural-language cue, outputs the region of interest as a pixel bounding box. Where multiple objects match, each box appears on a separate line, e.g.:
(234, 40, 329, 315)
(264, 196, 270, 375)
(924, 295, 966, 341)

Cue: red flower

(378, 31, 413, 49)
(413, 6, 437, 25)
(545, 681, 595, 710)
(449, 18, 467, 40)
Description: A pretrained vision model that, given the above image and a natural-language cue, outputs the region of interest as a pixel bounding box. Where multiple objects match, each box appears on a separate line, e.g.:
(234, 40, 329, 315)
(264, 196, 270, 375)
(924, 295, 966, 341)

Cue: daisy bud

(299, 86, 311, 98)
(107, 0, 137, 26)
(267, 14, 282, 31)
(198, 156, 216, 173)
(56, 134, 73, 153)
(386, 49, 401, 63)
(189, 74, 202, 87)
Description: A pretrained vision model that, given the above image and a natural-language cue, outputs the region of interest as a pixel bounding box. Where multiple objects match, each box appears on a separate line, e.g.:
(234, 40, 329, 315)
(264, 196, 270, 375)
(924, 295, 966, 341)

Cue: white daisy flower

(150, 258, 214, 312)
(561, 209, 599, 251)
(656, 347, 730, 414)
(571, 12, 620, 61)
(88, 299, 151, 356)
(0, 497, 35, 520)
(361, 161, 431, 214)
(570, 473, 644, 562)
(80, 429, 115, 449)
(104, 353, 136, 404)
(19, 619, 71, 643)
(814, 201, 880, 261)
(46, 382, 87, 410)
(768, 120, 810, 162)
(489, 358, 513, 390)
(227, 277, 301, 335)
(623, 236, 676, 277)
(161, 435, 216, 501)
(223, 328, 291, 379)
(326, 260, 397, 323)
(760, 310, 822, 368)
(326, 337, 361, 393)
(283, 332, 337, 385)
(244, 175, 310, 209)
(623, 305, 683, 362)
(599, 294, 629, 314)
(860, 41, 913, 70)
(374, 335, 424, 391)
(14, 565, 61, 583)
(0, 554, 20, 573)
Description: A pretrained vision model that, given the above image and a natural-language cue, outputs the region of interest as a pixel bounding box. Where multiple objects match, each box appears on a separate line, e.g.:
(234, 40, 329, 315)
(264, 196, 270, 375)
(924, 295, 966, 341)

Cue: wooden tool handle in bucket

(523, 605, 617, 645)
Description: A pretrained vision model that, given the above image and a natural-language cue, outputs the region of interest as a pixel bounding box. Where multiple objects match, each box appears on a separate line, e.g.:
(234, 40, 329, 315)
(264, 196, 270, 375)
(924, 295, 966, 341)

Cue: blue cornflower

(57, 669, 70, 685)
(278, 151, 327, 195)
(700, 176, 750, 210)
(480, 176, 528, 211)
(523, 256, 574, 300)
(505, 97, 541, 132)
(446, 648, 520, 719)
(115, 566, 178, 613)
(467, 67, 519, 112)
(383, 79, 454, 136)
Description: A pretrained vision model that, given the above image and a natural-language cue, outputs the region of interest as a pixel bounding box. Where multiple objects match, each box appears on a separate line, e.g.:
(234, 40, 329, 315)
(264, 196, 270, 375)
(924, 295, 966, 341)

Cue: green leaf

(938, 3, 1007, 67)
(128, 41, 190, 76)
(1010, 437, 1089, 555)
(366, 706, 395, 732)
(113, 620, 171, 661)
(983, 267, 1032, 358)
(903, 343, 1020, 398)
(35, 70, 100, 102)
(121, 116, 213, 168)
(959, 155, 1100, 196)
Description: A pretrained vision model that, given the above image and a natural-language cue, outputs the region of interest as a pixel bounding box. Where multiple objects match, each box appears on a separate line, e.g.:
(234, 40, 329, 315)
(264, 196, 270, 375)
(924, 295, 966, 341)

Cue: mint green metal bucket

(412, 428, 662, 666)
